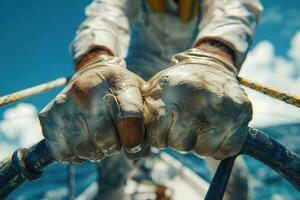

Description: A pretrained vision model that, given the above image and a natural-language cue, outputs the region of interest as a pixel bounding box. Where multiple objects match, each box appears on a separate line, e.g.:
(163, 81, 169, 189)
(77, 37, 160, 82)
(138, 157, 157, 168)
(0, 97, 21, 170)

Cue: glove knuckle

(94, 131, 121, 156)
(71, 75, 99, 96)
(240, 101, 253, 122)
(69, 72, 108, 110)
(168, 133, 197, 152)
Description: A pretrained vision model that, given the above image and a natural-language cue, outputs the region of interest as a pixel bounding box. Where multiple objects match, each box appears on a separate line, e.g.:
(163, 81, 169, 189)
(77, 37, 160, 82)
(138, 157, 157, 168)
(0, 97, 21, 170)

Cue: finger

(140, 143, 151, 158)
(143, 82, 172, 149)
(108, 81, 145, 160)
(70, 115, 106, 161)
(166, 110, 198, 152)
(39, 101, 73, 162)
(116, 117, 144, 159)
(121, 132, 150, 160)
(39, 94, 87, 163)
(70, 75, 120, 158)
(55, 92, 106, 162)
(87, 111, 121, 157)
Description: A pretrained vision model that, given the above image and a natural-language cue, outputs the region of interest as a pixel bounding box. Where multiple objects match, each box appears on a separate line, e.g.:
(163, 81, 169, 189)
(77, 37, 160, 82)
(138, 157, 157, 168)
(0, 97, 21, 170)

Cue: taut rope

(0, 76, 299, 108)
(0, 77, 69, 107)
(238, 77, 300, 108)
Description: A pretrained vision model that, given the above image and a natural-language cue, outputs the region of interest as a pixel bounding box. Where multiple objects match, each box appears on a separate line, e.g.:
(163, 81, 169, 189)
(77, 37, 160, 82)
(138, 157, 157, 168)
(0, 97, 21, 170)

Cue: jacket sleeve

(71, 0, 131, 60)
(195, 0, 263, 67)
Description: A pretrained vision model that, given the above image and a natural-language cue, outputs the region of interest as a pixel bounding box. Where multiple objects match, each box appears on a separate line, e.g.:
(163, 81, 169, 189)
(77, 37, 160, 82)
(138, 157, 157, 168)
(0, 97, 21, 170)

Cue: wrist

(75, 47, 113, 72)
(195, 40, 235, 67)
(172, 48, 237, 76)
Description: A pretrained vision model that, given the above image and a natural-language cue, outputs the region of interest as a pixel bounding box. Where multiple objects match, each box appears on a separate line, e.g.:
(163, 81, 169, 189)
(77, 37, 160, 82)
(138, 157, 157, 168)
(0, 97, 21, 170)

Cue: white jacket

(71, 0, 262, 79)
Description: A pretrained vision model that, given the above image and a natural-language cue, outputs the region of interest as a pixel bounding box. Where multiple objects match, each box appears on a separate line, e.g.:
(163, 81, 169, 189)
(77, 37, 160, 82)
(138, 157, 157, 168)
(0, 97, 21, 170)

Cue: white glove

(144, 48, 252, 160)
(39, 55, 146, 163)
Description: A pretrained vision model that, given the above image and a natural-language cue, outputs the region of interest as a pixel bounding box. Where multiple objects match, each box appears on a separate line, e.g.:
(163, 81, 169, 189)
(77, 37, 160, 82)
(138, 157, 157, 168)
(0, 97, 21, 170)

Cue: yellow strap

(148, 0, 166, 12)
(179, 0, 199, 22)
(147, 0, 200, 22)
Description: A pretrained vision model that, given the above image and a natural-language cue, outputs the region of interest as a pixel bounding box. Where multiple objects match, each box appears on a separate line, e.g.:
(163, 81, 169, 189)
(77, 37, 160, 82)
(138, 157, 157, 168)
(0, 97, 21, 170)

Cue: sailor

(39, 0, 263, 199)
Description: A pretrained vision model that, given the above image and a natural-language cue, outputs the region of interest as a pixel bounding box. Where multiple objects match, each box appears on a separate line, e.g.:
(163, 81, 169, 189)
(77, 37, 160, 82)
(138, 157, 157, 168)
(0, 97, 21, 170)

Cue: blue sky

(0, 0, 89, 111)
(255, 1, 300, 54)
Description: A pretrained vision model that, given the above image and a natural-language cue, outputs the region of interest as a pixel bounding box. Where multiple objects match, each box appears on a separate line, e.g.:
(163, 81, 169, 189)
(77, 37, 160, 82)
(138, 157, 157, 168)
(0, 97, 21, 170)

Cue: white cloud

(240, 32, 300, 127)
(0, 103, 43, 159)
(289, 31, 300, 65)
(271, 194, 285, 200)
(261, 7, 283, 24)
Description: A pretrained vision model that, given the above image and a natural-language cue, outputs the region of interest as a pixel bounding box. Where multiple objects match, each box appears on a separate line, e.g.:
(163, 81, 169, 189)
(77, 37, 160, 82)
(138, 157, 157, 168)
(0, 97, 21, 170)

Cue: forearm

(195, 0, 263, 68)
(75, 46, 113, 72)
(195, 40, 235, 69)
(71, 0, 131, 71)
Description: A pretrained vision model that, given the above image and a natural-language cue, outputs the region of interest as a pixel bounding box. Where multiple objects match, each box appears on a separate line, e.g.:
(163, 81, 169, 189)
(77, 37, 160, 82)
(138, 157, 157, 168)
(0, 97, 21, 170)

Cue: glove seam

(70, 55, 126, 83)
(172, 48, 238, 76)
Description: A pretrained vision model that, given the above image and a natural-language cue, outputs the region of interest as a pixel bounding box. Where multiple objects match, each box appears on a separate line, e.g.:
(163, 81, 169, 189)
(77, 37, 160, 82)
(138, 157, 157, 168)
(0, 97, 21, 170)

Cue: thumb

(107, 82, 145, 160)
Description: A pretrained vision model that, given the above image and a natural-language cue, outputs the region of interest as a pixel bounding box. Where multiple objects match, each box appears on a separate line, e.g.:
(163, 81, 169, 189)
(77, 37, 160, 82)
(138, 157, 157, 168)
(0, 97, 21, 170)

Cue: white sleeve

(71, 0, 131, 60)
(195, 0, 263, 66)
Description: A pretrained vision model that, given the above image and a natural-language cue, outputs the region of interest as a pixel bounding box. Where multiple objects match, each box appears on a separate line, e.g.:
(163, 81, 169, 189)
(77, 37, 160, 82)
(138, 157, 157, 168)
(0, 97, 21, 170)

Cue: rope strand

(0, 76, 299, 109)
(0, 77, 69, 107)
(238, 77, 300, 108)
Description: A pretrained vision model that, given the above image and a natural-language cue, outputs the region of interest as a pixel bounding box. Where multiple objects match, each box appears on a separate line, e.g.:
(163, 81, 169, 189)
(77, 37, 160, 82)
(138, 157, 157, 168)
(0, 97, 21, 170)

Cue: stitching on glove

(171, 48, 238, 76)
(70, 55, 126, 82)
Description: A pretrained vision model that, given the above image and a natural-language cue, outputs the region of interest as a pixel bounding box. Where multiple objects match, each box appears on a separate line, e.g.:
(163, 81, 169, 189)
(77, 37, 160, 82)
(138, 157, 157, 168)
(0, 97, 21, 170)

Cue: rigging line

(238, 77, 300, 108)
(67, 164, 75, 200)
(0, 77, 69, 107)
(0, 111, 289, 122)
(0, 76, 299, 109)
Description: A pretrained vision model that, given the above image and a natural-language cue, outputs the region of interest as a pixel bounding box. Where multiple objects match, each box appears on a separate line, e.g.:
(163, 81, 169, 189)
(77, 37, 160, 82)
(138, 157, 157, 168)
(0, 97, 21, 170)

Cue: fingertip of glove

(116, 118, 144, 145)
(116, 117, 145, 160)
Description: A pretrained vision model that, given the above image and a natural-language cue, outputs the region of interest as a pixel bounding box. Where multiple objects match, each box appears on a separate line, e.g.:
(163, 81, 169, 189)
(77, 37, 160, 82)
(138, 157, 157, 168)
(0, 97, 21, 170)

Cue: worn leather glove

(144, 48, 252, 160)
(39, 55, 146, 163)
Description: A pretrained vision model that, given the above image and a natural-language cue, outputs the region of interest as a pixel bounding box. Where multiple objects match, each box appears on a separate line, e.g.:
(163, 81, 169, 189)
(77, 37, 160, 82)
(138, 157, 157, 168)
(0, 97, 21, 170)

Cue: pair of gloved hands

(39, 47, 252, 163)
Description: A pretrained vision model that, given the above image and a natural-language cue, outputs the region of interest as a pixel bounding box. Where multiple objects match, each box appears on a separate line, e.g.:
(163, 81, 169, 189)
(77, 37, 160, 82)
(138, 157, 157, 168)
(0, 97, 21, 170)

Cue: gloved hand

(39, 55, 147, 163)
(144, 48, 252, 160)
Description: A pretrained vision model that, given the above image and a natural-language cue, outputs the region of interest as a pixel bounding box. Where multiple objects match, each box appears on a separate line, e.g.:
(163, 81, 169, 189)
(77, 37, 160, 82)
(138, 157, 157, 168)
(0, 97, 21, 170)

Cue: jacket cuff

(71, 29, 120, 61)
(194, 33, 249, 69)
